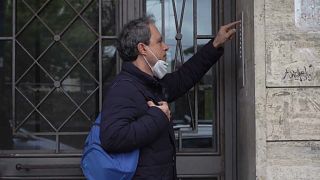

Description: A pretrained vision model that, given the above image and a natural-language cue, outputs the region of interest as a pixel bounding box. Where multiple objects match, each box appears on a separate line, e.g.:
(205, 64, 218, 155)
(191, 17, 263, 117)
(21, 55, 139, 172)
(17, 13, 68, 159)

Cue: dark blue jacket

(100, 40, 223, 179)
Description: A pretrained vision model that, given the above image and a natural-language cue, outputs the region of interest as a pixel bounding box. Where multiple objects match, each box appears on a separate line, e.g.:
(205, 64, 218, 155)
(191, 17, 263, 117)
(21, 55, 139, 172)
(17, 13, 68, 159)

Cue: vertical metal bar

(56, 134, 60, 153)
(142, 0, 146, 17)
(240, 12, 245, 87)
(125, 0, 129, 24)
(161, 0, 165, 41)
(118, 0, 126, 72)
(133, 0, 136, 18)
(35, 0, 41, 133)
(213, 0, 218, 35)
(178, 129, 182, 151)
(134, 0, 137, 18)
(12, 0, 16, 131)
(0, 1, 5, 39)
(213, 0, 221, 155)
(139, 0, 141, 17)
(193, 0, 198, 132)
(116, 0, 121, 74)
(99, 0, 102, 111)
(193, 0, 197, 54)
(212, 67, 219, 152)
(212, 0, 219, 154)
(177, 0, 185, 64)
(119, 0, 123, 31)
(219, 0, 223, 31)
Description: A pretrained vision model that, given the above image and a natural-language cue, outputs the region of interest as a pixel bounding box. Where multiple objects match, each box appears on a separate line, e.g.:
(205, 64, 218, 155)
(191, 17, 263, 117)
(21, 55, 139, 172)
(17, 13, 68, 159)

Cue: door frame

(143, 0, 237, 179)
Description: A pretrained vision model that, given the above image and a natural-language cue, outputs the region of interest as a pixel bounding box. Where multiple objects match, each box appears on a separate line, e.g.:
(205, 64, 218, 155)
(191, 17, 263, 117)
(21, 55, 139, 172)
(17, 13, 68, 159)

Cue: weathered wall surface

(267, 141, 320, 180)
(265, 88, 320, 180)
(266, 0, 320, 87)
(255, 0, 320, 179)
(254, 0, 267, 178)
(266, 89, 320, 140)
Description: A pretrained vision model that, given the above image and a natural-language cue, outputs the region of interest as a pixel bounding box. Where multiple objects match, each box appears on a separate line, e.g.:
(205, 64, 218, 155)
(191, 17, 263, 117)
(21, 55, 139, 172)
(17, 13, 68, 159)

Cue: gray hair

(117, 16, 155, 61)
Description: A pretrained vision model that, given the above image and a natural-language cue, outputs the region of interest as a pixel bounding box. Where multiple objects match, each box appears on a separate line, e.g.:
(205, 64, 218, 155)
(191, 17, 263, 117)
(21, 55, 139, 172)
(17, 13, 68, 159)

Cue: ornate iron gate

(0, 0, 144, 178)
(146, 0, 227, 179)
(146, 0, 237, 179)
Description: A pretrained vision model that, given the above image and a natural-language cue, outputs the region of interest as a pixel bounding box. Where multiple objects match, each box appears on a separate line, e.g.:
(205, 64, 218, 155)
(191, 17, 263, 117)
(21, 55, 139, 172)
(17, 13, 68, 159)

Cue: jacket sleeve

(161, 39, 223, 103)
(99, 82, 169, 153)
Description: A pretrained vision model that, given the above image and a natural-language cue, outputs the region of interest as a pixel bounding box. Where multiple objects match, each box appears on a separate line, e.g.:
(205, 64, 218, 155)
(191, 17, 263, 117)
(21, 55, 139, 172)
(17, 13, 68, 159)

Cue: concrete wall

(254, 0, 320, 179)
(254, 0, 267, 179)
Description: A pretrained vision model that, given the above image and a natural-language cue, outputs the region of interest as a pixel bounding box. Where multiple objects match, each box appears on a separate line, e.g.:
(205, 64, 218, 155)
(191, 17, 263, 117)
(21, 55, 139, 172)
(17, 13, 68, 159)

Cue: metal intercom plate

(238, 11, 245, 88)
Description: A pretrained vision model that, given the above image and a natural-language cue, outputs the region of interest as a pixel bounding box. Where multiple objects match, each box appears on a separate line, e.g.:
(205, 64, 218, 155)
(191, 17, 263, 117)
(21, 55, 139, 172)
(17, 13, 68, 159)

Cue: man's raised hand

(212, 20, 241, 48)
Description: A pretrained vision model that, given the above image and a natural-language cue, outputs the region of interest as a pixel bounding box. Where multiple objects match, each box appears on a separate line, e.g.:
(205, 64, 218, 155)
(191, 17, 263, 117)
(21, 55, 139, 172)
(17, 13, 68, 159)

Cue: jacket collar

(121, 62, 162, 89)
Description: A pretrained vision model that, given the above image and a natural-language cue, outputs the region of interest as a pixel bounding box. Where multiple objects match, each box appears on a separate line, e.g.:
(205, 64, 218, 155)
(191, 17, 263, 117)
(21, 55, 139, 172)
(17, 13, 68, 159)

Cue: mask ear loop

(145, 46, 160, 61)
(142, 55, 153, 70)
(140, 44, 154, 72)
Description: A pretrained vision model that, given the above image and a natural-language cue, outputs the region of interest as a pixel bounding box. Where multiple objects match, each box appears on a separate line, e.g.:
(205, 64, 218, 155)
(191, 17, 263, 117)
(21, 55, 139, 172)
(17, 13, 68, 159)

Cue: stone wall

(255, 0, 320, 179)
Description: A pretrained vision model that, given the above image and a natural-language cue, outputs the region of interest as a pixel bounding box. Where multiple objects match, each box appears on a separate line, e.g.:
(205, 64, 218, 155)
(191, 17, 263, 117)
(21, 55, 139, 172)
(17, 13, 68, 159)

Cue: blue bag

(81, 113, 139, 180)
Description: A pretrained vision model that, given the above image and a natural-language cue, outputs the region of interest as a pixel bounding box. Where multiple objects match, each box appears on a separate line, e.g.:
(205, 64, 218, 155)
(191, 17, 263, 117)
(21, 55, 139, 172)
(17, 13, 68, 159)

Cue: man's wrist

(212, 40, 221, 48)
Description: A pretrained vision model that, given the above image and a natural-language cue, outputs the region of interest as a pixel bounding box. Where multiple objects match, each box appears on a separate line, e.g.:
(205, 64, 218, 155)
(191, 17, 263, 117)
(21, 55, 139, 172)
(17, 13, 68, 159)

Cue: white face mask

(143, 46, 168, 79)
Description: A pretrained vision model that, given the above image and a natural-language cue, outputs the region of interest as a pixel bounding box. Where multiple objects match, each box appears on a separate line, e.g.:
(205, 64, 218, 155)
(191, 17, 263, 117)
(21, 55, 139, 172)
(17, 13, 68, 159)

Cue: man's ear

(137, 43, 147, 56)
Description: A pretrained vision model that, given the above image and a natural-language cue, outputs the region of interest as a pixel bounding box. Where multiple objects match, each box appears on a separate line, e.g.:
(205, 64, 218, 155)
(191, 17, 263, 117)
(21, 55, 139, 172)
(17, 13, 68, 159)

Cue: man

(100, 16, 239, 179)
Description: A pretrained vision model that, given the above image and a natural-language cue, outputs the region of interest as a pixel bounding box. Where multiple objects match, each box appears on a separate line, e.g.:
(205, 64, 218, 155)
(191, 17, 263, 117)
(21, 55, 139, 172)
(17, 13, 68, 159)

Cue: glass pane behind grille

(0, 0, 12, 37)
(0, 41, 13, 150)
(61, 18, 97, 59)
(39, 0, 76, 34)
(17, 17, 53, 59)
(102, 40, 117, 90)
(102, 0, 116, 36)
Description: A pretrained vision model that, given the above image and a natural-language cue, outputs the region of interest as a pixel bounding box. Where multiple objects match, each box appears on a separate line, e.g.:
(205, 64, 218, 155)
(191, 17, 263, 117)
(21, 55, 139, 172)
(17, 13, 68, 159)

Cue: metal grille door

(0, 0, 143, 178)
(146, 0, 236, 179)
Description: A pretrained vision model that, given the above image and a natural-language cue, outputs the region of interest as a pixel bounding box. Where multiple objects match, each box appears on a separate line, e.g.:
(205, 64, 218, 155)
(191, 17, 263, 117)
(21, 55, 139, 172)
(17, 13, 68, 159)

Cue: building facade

(0, 0, 237, 179)
(246, 0, 320, 179)
(0, 0, 319, 179)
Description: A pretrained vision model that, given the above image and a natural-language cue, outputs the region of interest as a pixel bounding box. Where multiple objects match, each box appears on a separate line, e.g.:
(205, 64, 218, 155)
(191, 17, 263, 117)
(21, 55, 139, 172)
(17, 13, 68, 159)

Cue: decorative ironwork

(6, 0, 120, 152)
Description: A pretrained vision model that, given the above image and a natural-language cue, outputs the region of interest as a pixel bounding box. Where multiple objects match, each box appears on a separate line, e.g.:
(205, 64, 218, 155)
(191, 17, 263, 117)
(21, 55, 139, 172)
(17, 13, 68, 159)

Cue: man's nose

(163, 42, 169, 51)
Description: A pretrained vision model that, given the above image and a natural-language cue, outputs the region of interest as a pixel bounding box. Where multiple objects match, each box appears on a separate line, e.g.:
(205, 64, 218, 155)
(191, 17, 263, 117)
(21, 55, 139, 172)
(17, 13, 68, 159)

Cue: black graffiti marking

(282, 65, 313, 82)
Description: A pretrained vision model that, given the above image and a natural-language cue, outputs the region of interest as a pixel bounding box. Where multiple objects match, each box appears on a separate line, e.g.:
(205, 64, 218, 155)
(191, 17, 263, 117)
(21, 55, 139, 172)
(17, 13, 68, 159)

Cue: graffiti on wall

(282, 65, 313, 82)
